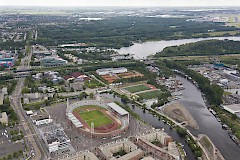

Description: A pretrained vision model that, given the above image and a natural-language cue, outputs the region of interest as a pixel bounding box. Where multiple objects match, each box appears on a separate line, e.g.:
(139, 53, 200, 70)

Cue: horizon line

(1, 5, 240, 8)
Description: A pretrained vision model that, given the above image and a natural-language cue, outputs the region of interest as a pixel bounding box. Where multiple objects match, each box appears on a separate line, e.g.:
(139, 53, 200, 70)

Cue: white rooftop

(67, 113, 83, 128)
(96, 67, 127, 72)
(107, 102, 128, 116)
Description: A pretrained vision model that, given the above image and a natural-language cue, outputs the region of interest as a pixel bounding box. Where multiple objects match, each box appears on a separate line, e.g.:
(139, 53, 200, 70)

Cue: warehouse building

(96, 67, 127, 76)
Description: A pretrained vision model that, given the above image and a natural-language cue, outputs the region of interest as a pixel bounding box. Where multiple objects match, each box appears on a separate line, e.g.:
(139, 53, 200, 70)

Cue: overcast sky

(0, 0, 240, 7)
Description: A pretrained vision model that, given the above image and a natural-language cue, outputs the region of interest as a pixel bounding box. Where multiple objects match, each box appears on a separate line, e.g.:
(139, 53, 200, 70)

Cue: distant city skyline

(1, 0, 240, 7)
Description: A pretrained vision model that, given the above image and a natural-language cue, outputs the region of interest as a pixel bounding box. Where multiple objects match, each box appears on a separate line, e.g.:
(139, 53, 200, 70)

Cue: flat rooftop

(31, 112, 50, 121)
(224, 104, 240, 112)
(96, 67, 127, 72)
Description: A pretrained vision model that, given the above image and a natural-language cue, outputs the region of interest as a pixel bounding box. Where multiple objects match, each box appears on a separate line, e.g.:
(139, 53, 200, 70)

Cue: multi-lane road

(9, 44, 45, 160)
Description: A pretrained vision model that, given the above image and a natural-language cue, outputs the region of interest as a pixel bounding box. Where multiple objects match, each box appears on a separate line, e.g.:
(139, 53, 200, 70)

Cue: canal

(101, 93, 196, 160)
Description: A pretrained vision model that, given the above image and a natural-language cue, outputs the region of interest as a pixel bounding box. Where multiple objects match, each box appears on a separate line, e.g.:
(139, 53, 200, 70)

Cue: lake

(117, 36, 240, 59)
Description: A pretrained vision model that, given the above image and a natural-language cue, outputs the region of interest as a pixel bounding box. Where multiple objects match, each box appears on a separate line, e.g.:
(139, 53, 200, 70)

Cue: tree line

(155, 40, 240, 57)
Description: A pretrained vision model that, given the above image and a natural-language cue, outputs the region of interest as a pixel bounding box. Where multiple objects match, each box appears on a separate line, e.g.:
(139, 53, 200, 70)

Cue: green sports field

(124, 84, 151, 93)
(137, 90, 163, 100)
(79, 110, 113, 127)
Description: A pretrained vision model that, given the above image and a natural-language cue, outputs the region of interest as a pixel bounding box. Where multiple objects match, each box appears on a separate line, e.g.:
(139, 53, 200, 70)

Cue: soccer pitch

(137, 90, 163, 100)
(79, 110, 113, 127)
(124, 84, 151, 93)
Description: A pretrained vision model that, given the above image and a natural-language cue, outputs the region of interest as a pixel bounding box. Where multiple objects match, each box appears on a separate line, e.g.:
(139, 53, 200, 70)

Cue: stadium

(66, 100, 129, 138)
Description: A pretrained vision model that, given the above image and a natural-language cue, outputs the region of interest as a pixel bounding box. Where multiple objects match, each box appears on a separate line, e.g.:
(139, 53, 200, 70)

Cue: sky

(0, 0, 240, 7)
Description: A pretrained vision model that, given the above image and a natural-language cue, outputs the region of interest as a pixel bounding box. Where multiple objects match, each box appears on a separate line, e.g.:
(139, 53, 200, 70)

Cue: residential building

(134, 130, 180, 160)
(98, 140, 144, 160)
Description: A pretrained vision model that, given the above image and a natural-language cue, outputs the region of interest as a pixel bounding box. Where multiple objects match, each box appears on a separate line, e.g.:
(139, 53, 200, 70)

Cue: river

(101, 75, 240, 160)
(117, 36, 240, 59)
(175, 75, 240, 160)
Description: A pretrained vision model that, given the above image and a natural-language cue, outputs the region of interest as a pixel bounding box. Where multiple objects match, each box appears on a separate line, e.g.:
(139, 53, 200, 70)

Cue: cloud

(0, 0, 240, 6)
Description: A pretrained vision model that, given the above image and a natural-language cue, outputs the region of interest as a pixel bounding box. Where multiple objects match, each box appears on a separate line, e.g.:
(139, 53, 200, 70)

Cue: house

(64, 72, 91, 82)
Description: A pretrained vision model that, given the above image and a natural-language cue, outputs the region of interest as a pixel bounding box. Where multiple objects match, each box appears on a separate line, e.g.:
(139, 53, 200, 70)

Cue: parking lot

(0, 129, 24, 159)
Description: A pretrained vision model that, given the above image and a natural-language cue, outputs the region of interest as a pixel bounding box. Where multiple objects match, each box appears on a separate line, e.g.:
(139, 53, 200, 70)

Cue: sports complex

(121, 83, 163, 100)
(66, 100, 129, 138)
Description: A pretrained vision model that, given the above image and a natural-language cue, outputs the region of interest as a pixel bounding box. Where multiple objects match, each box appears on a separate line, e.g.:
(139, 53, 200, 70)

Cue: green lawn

(124, 84, 151, 93)
(79, 110, 113, 127)
(137, 90, 163, 100)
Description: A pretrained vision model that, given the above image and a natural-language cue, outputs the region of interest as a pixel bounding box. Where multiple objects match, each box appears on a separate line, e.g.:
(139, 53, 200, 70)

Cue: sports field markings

(124, 84, 152, 93)
(79, 110, 113, 127)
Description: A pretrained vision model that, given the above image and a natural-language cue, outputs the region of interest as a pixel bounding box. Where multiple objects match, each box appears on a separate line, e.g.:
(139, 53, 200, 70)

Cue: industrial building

(40, 57, 67, 67)
(39, 124, 71, 153)
(96, 67, 127, 76)
(97, 140, 144, 160)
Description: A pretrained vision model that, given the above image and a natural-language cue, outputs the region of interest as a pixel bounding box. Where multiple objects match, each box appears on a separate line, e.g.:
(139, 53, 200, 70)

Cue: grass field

(79, 110, 113, 127)
(194, 30, 239, 36)
(124, 84, 151, 93)
(137, 90, 163, 100)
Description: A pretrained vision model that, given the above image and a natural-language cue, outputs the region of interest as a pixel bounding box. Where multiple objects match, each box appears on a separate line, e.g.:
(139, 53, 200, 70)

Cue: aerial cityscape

(0, 0, 240, 160)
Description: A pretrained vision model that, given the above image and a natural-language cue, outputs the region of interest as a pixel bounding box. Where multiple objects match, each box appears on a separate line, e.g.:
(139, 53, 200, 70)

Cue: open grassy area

(194, 30, 239, 36)
(124, 84, 151, 93)
(79, 110, 113, 127)
(137, 90, 163, 100)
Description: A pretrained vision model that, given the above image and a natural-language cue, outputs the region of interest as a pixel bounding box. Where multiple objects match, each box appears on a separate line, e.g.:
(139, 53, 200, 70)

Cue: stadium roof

(67, 113, 83, 128)
(107, 102, 128, 116)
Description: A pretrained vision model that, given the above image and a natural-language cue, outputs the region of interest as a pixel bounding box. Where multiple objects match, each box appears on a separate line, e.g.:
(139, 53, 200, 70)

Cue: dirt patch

(162, 103, 199, 129)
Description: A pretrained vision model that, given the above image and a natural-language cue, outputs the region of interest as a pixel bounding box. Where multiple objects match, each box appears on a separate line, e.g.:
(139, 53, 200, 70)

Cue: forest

(155, 39, 240, 57)
(36, 16, 237, 48)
